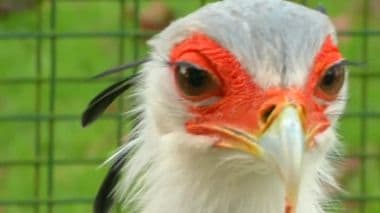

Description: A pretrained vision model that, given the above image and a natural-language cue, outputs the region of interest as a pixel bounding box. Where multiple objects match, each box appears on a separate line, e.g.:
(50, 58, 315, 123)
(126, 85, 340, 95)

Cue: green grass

(0, 0, 379, 212)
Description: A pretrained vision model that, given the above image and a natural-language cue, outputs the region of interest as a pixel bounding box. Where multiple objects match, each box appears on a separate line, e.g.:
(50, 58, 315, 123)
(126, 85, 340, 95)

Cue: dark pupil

(186, 67, 206, 88)
(322, 69, 336, 88)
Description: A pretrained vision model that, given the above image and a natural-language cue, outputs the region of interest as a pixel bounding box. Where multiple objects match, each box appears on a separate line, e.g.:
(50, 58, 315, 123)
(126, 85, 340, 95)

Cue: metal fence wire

(0, 0, 379, 212)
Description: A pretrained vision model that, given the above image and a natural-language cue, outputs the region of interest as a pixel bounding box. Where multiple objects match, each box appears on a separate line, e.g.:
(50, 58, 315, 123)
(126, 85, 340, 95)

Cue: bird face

(166, 32, 345, 209)
(171, 33, 344, 150)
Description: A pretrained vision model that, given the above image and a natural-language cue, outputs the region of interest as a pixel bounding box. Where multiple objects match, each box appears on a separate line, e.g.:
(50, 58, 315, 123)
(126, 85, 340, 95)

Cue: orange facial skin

(170, 33, 343, 149)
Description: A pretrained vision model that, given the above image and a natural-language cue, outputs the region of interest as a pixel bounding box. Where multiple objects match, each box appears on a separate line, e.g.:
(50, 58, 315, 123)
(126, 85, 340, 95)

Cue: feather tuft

(82, 75, 137, 127)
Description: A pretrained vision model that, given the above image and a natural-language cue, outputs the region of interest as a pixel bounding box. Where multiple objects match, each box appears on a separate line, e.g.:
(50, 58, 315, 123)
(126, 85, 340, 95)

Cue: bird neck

(125, 136, 326, 213)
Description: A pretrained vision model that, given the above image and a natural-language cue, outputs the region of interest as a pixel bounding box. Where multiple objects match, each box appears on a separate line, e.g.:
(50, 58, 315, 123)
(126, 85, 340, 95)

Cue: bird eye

(316, 62, 346, 100)
(174, 62, 222, 100)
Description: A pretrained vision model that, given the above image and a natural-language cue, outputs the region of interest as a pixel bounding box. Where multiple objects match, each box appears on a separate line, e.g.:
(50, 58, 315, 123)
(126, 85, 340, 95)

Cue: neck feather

(116, 128, 337, 213)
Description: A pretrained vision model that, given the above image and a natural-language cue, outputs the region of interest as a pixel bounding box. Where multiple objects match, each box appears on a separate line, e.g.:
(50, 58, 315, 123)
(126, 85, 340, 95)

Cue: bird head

(85, 0, 348, 212)
(138, 0, 347, 210)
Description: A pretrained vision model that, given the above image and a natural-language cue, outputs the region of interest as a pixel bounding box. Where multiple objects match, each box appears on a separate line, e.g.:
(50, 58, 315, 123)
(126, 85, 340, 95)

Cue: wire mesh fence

(0, 0, 379, 212)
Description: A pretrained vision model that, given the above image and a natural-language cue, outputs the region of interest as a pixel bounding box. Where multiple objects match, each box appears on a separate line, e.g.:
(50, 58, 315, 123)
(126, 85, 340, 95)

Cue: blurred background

(0, 0, 379, 212)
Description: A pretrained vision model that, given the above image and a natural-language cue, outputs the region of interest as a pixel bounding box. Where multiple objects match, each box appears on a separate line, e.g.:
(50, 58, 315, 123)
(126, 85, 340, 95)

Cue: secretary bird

(82, 0, 349, 212)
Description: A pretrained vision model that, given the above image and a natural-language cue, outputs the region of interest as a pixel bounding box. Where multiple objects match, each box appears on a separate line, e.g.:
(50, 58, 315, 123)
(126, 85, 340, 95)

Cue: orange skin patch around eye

(310, 36, 345, 101)
(171, 34, 264, 134)
(170, 33, 343, 146)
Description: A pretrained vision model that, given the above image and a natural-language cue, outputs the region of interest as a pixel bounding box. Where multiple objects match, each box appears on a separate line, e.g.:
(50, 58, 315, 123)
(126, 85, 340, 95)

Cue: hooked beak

(258, 105, 305, 212)
(197, 105, 306, 212)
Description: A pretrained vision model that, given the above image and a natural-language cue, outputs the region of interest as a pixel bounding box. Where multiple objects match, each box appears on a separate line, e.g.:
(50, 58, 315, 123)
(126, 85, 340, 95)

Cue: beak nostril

(261, 105, 276, 123)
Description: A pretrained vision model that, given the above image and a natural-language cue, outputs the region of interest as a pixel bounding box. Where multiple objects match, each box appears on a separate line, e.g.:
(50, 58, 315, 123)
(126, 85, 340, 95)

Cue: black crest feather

(81, 75, 136, 127)
(82, 59, 148, 127)
(94, 150, 130, 213)
(92, 59, 149, 79)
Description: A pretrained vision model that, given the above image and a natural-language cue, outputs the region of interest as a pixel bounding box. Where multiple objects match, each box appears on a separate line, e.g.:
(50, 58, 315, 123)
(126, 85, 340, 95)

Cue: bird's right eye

(174, 62, 222, 101)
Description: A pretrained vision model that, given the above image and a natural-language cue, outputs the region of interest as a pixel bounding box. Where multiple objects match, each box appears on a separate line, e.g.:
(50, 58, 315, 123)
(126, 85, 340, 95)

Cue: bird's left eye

(315, 62, 346, 100)
(174, 62, 222, 101)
